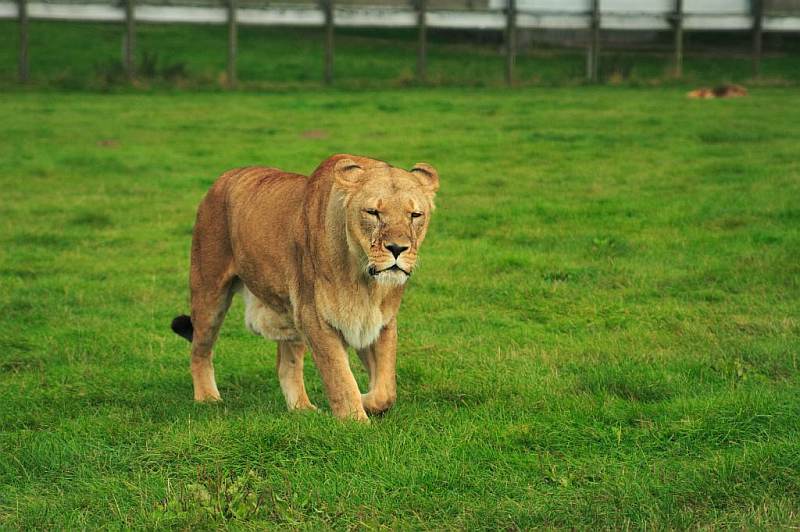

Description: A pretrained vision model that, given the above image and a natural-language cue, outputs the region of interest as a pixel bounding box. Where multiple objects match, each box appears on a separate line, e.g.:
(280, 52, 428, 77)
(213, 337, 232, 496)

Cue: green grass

(2, 21, 800, 89)
(1, 84, 800, 528)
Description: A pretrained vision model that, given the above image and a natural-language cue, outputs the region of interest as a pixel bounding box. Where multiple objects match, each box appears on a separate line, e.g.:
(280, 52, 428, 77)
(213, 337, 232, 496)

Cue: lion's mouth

(369, 264, 410, 277)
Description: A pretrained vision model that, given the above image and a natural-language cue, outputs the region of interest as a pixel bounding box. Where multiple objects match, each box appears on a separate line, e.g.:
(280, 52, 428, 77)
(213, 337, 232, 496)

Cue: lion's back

(202, 166, 311, 295)
(217, 166, 307, 209)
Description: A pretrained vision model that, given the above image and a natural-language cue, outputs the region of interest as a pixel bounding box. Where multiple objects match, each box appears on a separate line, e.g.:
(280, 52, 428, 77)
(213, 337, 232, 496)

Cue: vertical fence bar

(752, 0, 763, 77)
(416, 0, 427, 83)
(504, 0, 516, 86)
(124, 0, 135, 79)
(587, 0, 599, 82)
(227, 0, 237, 88)
(17, 0, 29, 83)
(323, 0, 334, 85)
(672, 0, 683, 77)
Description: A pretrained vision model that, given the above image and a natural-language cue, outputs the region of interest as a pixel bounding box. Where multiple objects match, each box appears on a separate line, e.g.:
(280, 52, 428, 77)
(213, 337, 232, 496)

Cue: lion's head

(333, 156, 439, 286)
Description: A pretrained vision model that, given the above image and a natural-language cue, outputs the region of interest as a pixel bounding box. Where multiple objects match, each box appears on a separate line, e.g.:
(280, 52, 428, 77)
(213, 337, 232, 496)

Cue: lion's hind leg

(190, 275, 235, 402)
(277, 341, 316, 412)
(188, 204, 237, 402)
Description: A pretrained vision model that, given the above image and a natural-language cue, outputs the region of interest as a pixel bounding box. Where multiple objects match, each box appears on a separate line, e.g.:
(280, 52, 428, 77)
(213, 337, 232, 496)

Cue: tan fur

(687, 84, 748, 99)
(180, 154, 438, 421)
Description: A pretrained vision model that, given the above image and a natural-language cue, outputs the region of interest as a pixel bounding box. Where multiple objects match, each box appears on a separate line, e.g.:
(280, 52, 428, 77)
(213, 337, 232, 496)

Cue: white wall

(1, 0, 798, 31)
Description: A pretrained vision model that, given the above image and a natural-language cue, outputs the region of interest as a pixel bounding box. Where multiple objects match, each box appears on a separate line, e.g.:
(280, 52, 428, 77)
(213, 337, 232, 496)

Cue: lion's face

(334, 159, 439, 286)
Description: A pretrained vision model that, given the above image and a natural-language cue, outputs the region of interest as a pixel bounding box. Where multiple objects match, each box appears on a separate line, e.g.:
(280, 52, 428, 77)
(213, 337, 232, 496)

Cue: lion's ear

(333, 158, 365, 190)
(410, 163, 439, 195)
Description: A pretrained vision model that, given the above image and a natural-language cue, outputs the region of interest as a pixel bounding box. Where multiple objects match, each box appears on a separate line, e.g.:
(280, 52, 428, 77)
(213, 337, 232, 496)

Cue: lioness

(171, 154, 439, 421)
(687, 84, 748, 99)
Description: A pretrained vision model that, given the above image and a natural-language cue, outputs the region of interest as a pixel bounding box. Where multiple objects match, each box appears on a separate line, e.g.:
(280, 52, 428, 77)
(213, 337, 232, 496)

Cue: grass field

(1, 81, 800, 527)
(2, 21, 800, 89)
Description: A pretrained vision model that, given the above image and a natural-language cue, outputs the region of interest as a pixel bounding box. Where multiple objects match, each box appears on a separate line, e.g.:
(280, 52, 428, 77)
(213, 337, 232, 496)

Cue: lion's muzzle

(369, 264, 410, 277)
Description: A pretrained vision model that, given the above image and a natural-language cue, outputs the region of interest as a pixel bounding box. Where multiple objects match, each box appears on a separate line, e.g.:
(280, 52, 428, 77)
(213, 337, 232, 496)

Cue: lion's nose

(385, 243, 409, 258)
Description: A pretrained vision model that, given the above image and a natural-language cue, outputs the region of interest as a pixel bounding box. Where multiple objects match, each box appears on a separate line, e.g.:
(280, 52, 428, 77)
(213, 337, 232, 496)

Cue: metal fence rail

(3, 0, 799, 84)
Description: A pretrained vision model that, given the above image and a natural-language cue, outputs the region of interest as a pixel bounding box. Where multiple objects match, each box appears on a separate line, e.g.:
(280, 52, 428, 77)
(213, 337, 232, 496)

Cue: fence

(3, 0, 800, 85)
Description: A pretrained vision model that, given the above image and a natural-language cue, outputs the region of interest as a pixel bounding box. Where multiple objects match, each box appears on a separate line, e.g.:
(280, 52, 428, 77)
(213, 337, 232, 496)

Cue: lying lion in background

(687, 84, 748, 99)
(171, 154, 439, 421)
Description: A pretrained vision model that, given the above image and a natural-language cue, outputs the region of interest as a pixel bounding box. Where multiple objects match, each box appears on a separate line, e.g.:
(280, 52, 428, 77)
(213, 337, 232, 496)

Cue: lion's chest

(317, 285, 391, 350)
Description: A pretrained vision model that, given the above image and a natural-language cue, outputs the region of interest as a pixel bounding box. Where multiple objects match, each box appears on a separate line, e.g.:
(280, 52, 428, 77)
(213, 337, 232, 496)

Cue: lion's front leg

(357, 318, 398, 415)
(302, 311, 368, 422)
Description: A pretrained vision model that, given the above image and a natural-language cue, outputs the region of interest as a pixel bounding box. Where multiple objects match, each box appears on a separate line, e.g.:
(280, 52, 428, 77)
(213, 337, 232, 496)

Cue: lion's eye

(411, 212, 423, 219)
(365, 209, 380, 217)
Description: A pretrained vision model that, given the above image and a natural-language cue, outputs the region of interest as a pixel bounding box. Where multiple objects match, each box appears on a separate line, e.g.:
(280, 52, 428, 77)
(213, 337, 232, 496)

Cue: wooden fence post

(752, 0, 763, 77)
(672, 0, 683, 77)
(17, 0, 29, 83)
(322, 0, 334, 85)
(504, 0, 516, 86)
(416, 0, 427, 83)
(124, 0, 135, 79)
(587, 0, 599, 82)
(227, 0, 237, 88)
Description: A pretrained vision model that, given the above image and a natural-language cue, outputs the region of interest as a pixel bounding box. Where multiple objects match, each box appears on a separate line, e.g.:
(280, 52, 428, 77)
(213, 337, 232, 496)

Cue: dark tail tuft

(171, 314, 193, 342)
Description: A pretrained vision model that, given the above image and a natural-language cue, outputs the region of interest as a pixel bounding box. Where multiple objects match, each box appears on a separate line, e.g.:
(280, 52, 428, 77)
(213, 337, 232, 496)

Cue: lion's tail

(171, 314, 193, 342)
